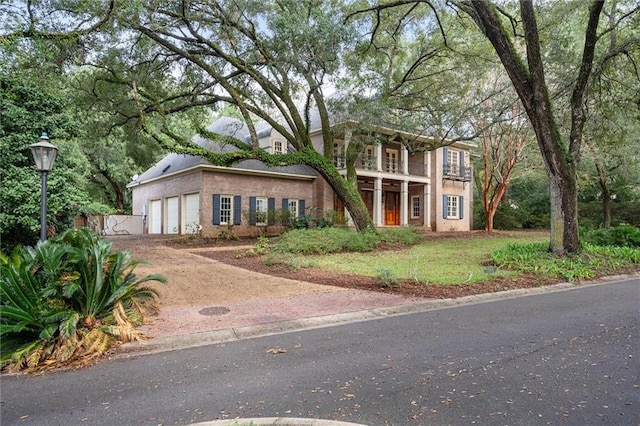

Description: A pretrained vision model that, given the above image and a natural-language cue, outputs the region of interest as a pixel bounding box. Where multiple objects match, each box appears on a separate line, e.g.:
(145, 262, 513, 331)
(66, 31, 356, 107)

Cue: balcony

(384, 158, 403, 174)
(357, 155, 377, 171)
(443, 163, 471, 182)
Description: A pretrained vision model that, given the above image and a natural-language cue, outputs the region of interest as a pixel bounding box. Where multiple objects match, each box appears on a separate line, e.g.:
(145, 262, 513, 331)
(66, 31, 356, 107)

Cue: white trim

(411, 195, 421, 219)
(128, 164, 316, 188)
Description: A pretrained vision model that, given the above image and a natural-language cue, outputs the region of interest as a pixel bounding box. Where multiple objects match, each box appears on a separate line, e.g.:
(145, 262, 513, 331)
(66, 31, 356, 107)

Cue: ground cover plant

(0, 228, 166, 372)
(199, 227, 639, 298)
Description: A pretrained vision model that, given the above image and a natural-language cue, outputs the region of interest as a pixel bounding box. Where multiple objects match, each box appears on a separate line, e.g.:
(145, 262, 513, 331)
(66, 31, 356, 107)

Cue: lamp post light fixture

(30, 132, 58, 242)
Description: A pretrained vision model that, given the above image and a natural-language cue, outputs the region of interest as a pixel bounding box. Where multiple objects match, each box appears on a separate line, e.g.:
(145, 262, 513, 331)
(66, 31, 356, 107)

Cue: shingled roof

(130, 117, 317, 185)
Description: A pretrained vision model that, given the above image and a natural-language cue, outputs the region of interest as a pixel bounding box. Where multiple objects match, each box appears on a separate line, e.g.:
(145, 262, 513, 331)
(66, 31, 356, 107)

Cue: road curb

(189, 418, 366, 426)
(118, 274, 638, 359)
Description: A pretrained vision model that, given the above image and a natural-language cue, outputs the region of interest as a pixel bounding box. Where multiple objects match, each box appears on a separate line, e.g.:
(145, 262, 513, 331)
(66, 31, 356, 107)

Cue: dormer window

(273, 139, 285, 154)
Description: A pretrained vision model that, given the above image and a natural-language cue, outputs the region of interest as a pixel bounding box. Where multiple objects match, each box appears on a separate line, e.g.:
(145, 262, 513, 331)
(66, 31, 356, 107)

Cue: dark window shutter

(442, 195, 448, 219)
(459, 196, 464, 219)
(443, 148, 449, 174)
(233, 195, 242, 225)
(249, 196, 257, 226)
(299, 199, 306, 217)
(268, 198, 276, 225)
(282, 198, 289, 211)
(212, 194, 220, 225)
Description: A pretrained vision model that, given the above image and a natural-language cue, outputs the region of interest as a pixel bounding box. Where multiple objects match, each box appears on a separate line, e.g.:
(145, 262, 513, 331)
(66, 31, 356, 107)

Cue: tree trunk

(301, 148, 375, 233)
(464, 0, 603, 254)
(595, 162, 612, 228)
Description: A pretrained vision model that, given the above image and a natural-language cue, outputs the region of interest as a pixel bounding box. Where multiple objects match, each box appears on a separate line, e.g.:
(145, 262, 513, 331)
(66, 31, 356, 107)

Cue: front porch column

(374, 177, 383, 226)
(376, 144, 383, 171)
(401, 180, 409, 225)
(424, 183, 431, 228)
(401, 146, 409, 175)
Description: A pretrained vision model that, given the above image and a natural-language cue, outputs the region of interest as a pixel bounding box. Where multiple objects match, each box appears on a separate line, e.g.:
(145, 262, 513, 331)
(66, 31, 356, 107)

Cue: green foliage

(0, 74, 91, 252)
(491, 241, 640, 281)
(0, 229, 166, 372)
(272, 228, 381, 255)
(378, 227, 423, 245)
(582, 225, 640, 248)
(375, 269, 399, 288)
(290, 207, 344, 230)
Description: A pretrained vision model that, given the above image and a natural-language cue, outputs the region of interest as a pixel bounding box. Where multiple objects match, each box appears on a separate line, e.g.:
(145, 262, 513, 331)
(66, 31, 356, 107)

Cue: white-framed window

(443, 195, 464, 219)
(273, 139, 285, 154)
(386, 148, 399, 173)
(256, 197, 268, 225)
(448, 149, 460, 174)
(411, 196, 420, 218)
(288, 199, 299, 218)
(362, 145, 376, 170)
(333, 141, 345, 168)
(219, 195, 232, 224)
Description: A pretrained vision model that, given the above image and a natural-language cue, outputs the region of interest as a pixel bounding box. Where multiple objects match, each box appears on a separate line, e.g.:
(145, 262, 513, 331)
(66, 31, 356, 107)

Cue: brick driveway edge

(116, 274, 637, 359)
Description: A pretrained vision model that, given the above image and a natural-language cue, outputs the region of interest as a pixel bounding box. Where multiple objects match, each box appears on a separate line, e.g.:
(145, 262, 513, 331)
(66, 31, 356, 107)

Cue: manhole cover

(199, 306, 230, 316)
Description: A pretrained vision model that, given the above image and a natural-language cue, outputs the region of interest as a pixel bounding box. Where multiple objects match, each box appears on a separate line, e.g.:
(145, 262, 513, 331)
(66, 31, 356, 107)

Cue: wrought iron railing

(443, 163, 471, 181)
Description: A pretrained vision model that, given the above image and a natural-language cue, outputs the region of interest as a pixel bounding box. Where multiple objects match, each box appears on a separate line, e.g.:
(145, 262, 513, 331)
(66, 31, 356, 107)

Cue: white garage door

(166, 196, 179, 234)
(149, 200, 162, 234)
(182, 193, 200, 234)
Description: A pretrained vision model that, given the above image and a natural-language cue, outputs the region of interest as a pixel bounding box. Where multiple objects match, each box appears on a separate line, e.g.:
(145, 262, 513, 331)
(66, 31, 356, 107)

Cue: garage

(165, 196, 179, 234)
(149, 199, 162, 234)
(182, 193, 200, 234)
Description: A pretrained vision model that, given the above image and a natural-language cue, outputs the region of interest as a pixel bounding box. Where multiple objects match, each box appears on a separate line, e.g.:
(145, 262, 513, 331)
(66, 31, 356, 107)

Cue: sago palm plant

(0, 229, 166, 372)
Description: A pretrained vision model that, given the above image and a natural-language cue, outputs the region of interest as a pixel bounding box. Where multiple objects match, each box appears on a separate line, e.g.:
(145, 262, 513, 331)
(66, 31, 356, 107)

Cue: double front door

(384, 191, 399, 225)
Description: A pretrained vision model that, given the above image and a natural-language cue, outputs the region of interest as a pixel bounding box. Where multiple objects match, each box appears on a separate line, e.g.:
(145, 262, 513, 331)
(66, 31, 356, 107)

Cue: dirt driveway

(108, 235, 342, 307)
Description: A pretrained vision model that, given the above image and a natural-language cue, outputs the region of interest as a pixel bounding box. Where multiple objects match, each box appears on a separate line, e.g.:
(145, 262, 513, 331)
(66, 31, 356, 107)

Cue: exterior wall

(430, 147, 473, 231)
(200, 170, 316, 237)
(131, 171, 203, 234)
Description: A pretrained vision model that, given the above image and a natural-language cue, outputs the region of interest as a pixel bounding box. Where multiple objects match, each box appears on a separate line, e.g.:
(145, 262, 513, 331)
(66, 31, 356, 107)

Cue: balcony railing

(357, 155, 377, 171)
(443, 163, 471, 181)
(333, 154, 346, 169)
(384, 158, 402, 174)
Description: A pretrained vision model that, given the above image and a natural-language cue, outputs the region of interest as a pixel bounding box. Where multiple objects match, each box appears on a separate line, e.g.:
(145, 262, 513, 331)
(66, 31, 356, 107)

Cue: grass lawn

(300, 231, 550, 285)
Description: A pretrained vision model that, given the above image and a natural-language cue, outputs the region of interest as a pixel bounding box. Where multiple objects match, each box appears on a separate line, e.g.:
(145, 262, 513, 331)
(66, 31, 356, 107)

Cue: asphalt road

(1, 278, 638, 426)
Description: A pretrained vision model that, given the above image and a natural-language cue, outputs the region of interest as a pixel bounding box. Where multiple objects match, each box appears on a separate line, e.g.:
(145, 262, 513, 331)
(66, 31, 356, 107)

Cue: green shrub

(378, 227, 422, 245)
(582, 225, 640, 248)
(375, 269, 399, 288)
(491, 240, 639, 281)
(273, 228, 379, 254)
(0, 228, 166, 372)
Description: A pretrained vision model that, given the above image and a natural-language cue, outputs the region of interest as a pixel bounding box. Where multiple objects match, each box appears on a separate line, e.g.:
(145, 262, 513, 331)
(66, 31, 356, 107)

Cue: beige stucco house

(128, 116, 474, 236)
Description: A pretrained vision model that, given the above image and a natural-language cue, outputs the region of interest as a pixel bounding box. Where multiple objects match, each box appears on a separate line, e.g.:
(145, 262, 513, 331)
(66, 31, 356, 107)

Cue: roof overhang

(127, 163, 316, 189)
(311, 119, 477, 149)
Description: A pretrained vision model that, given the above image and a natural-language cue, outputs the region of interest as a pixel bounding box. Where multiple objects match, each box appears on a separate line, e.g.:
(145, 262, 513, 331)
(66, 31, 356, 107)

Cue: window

(333, 142, 345, 168)
(411, 196, 420, 218)
(250, 196, 274, 226)
(444, 148, 467, 177)
(288, 199, 298, 218)
(386, 149, 399, 173)
(273, 140, 285, 154)
(443, 195, 464, 219)
(213, 194, 242, 225)
(282, 198, 305, 224)
(219, 195, 232, 224)
(256, 198, 267, 225)
(362, 146, 376, 170)
(447, 149, 460, 175)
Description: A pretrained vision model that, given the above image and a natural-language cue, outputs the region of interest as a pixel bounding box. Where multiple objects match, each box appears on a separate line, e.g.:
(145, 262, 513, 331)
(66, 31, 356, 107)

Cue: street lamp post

(30, 133, 58, 242)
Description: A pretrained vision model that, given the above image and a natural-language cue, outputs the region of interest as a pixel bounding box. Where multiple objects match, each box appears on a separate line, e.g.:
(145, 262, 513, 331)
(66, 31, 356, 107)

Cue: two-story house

(128, 116, 474, 236)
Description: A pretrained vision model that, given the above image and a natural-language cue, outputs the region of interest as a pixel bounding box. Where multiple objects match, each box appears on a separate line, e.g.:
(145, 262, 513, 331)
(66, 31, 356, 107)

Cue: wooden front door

(384, 192, 400, 225)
